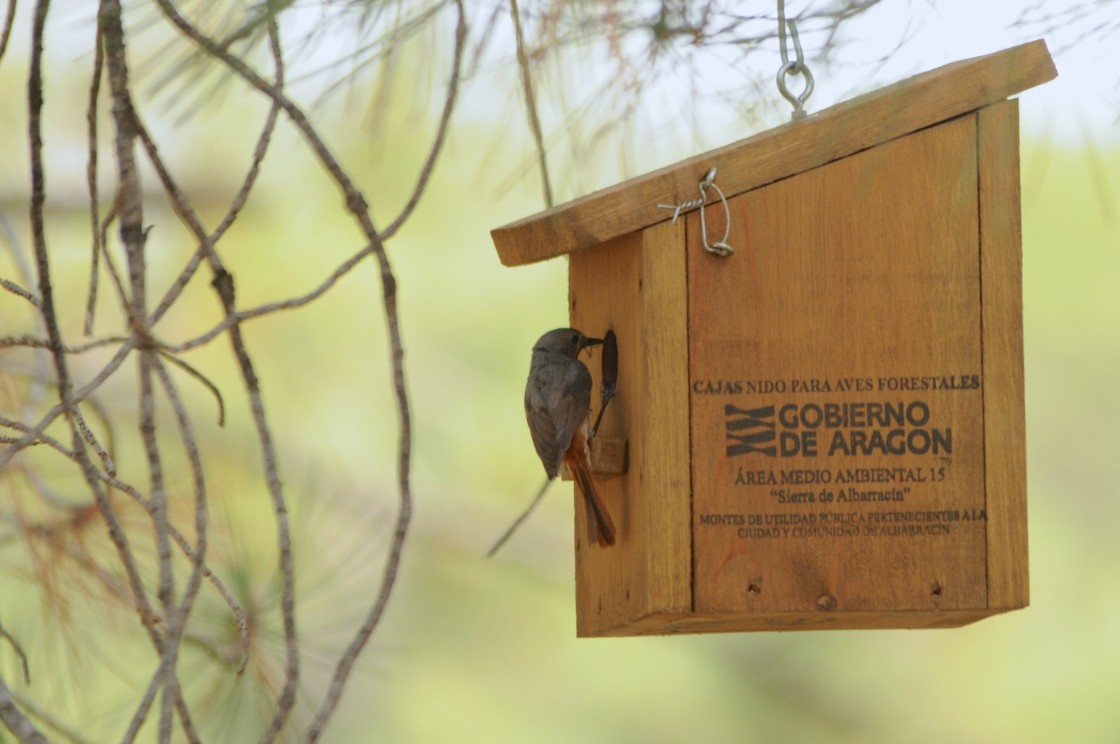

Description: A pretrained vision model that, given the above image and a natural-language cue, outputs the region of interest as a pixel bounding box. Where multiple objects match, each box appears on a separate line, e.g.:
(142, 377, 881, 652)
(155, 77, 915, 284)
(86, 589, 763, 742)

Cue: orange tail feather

(574, 459, 616, 547)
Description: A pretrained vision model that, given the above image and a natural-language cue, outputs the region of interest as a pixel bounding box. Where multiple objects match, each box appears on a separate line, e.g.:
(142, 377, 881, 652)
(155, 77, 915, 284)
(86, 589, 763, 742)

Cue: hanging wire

(658, 167, 733, 257)
(776, 0, 814, 120)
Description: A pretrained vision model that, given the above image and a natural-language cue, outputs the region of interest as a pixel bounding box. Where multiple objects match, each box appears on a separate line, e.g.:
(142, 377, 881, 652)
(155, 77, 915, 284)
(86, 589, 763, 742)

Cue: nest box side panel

(978, 99, 1029, 611)
(688, 114, 988, 625)
(569, 221, 693, 636)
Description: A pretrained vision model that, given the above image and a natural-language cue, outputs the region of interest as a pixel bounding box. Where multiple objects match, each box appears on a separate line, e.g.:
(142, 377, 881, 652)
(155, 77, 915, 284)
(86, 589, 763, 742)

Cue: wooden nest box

(492, 41, 1056, 635)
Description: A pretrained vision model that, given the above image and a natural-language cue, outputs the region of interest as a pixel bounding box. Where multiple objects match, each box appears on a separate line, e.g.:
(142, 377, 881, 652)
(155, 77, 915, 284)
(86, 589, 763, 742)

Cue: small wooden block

(560, 437, 629, 479)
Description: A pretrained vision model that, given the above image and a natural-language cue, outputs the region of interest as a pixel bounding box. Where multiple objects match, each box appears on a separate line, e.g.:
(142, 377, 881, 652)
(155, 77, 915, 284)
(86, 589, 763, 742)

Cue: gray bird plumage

(524, 328, 599, 478)
(487, 327, 614, 556)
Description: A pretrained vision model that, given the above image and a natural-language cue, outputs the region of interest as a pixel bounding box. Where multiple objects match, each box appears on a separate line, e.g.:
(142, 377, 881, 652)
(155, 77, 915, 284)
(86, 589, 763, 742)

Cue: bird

(523, 328, 616, 548)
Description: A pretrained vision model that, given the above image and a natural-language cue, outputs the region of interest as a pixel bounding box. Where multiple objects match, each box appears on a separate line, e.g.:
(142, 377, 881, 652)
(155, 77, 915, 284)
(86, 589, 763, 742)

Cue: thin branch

(165, 242, 375, 353)
(121, 671, 164, 744)
(6, 688, 95, 744)
(152, 356, 210, 651)
(94, 16, 175, 727)
(136, 351, 177, 743)
(510, 0, 553, 208)
(157, 350, 225, 426)
(216, 270, 300, 742)
(96, 5, 219, 741)
(0, 622, 30, 684)
(99, 4, 146, 327)
(97, 200, 131, 314)
(0, 340, 135, 472)
(0, 0, 16, 64)
(0, 367, 120, 506)
(33, 0, 160, 654)
(0, 673, 49, 744)
(304, 1, 469, 736)
(486, 477, 552, 557)
(72, 399, 116, 477)
(149, 356, 209, 742)
(0, 278, 39, 307)
(27, 22, 217, 738)
(148, 22, 284, 327)
(381, 0, 466, 239)
(1, 412, 249, 674)
(151, 4, 429, 739)
(99, 0, 166, 624)
(130, 11, 301, 737)
(0, 333, 128, 352)
(208, 20, 283, 245)
(84, 32, 105, 336)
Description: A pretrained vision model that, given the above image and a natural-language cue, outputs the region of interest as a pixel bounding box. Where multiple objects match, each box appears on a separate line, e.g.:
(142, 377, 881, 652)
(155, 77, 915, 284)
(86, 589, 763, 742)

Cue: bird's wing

(549, 361, 592, 455)
(525, 359, 592, 479)
(525, 395, 562, 478)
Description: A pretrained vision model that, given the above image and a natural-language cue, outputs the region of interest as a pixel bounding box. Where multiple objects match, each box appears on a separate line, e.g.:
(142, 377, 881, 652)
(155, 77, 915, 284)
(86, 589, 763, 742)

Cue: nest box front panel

(689, 114, 990, 621)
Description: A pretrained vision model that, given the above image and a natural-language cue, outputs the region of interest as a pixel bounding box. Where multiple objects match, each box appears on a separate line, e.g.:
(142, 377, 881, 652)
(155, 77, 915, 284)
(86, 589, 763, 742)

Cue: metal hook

(657, 167, 734, 258)
(777, 57, 815, 120)
(698, 169, 732, 257)
(777, 0, 814, 120)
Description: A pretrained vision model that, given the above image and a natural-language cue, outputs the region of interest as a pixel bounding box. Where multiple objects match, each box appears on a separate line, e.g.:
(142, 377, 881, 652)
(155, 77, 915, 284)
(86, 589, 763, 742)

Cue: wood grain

(688, 115, 988, 623)
(588, 608, 1004, 635)
(570, 219, 693, 636)
(493, 40, 1055, 267)
(978, 99, 1030, 611)
(559, 437, 628, 479)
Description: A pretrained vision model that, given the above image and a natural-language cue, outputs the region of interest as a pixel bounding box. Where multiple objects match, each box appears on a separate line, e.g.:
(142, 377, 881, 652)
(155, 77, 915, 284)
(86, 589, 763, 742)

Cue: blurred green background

(1, 2, 1119, 742)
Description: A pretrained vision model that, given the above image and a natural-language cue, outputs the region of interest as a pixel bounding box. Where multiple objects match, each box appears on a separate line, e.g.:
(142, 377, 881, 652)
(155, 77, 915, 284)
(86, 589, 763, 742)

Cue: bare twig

(487, 476, 552, 558)
(381, 0, 466, 239)
(129, 10, 302, 737)
(91, 0, 171, 663)
(136, 351, 178, 742)
(1, 412, 249, 673)
(157, 350, 226, 426)
(0, 622, 30, 684)
(97, 199, 131, 314)
(149, 4, 436, 739)
(0, 334, 128, 352)
(208, 21, 283, 245)
(149, 21, 284, 327)
(0, 308, 139, 476)
(163, 242, 376, 353)
(510, 0, 554, 208)
(32, 0, 159, 652)
(0, 673, 49, 744)
(143, 357, 210, 742)
(5, 689, 94, 744)
(0, 0, 16, 64)
(0, 278, 39, 307)
(22, 26, 194, 744)
(72, 399, 117, 476)
(84, 32, 105, 336)
(302, 8, 467, 742)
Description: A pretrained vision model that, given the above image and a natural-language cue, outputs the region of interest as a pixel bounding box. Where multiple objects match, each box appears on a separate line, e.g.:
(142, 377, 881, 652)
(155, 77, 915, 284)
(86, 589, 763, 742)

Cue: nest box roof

(492, 40, 1056, 267)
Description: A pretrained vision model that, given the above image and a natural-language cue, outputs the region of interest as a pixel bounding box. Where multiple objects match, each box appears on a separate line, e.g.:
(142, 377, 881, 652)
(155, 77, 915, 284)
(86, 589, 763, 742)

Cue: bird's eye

(570, 333, 579, 345)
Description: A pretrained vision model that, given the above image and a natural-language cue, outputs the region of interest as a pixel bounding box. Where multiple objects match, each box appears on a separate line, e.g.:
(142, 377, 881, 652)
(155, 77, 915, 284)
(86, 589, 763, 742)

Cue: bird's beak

(580, 335, 603, 351)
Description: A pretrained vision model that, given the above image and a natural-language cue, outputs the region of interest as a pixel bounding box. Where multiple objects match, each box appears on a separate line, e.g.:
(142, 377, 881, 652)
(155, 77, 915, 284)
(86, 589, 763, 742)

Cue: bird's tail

(574, 459, 616, 547)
